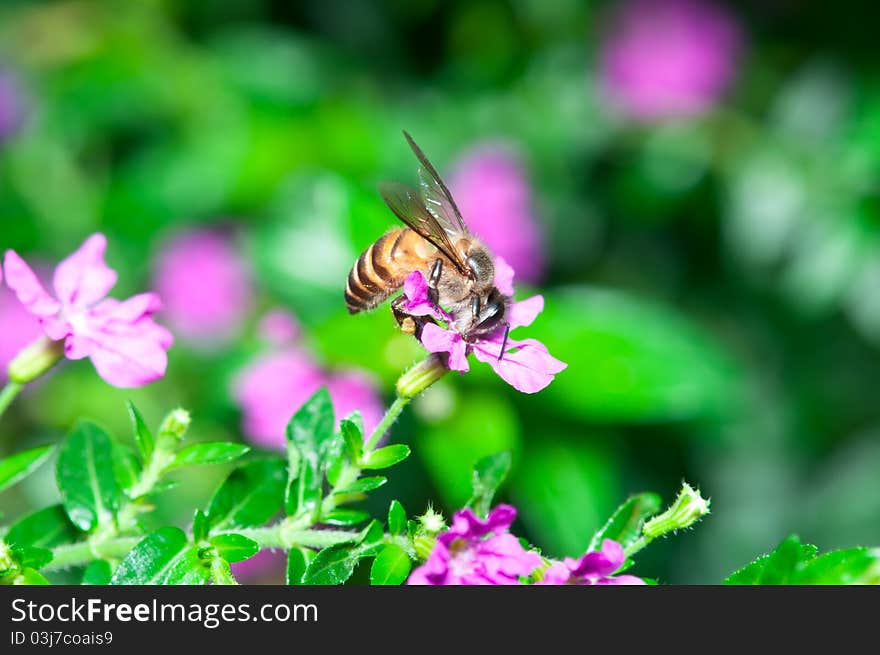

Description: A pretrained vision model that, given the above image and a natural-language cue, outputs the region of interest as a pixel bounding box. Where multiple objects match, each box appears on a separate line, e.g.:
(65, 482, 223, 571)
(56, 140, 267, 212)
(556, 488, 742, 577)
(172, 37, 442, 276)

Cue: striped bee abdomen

(345, 228, 433, 313)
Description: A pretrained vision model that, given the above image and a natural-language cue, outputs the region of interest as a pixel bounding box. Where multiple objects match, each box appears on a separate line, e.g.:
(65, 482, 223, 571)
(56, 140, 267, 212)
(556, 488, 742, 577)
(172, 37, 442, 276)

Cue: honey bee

(345, 131, 510, 356)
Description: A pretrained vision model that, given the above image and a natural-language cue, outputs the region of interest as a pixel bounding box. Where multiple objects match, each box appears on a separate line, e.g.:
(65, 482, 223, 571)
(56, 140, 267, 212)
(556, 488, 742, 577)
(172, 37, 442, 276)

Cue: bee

(345, 131, 510, 357)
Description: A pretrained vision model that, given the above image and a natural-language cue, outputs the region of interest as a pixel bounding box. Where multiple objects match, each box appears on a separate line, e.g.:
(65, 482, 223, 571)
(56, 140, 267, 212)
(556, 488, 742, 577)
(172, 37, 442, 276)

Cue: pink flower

(230, 549, 286, 584)
(537, 539, 645, 585)
(599, 0, 741, 121)
(401, 259, 566, 394)
(3, 234, 173, 387)
(449, 144, 545, 283)
(0, 277, 43, 383)
(232, 313, 385, 449)
(258, 310, 301, 346)
(153, 228, 251, 344)
(408, 505, 543, 585)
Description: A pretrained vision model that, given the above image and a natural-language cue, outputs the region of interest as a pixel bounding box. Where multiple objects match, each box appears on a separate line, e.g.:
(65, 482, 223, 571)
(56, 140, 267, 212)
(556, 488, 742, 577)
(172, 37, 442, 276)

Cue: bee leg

(498, 323, 510, 361)
(427, 259, 443, 306)
(391, 294, 435, 339)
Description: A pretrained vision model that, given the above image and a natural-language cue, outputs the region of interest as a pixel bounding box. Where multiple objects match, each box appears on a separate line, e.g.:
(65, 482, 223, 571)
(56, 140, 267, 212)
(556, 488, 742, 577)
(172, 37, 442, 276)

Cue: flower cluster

(408, 504, 643, 585)
(3, 234, 173, 387)
(399, 258, 565, 394)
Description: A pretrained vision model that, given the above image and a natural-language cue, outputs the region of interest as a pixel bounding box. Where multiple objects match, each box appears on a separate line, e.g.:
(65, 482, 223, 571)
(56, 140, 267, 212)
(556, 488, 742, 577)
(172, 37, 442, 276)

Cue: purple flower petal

(507, 295, 544, 329)
(538, 562, 574, 585)
(53, 234, 117, 310)
(401, 270, 451, 321)
(493, 256, 516, 297)
(3, 250, 61, 318)
(441, 504, 517, 544)
(473, 338, 567, 394)
(420, 322, 469, 372)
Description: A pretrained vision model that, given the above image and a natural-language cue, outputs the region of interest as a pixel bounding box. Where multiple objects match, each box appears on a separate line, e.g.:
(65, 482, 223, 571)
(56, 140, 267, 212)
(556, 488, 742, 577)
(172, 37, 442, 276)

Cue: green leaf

(209, 534, 260, 563)
(286, 548, 310, 585)
(207, 458, 286, 531)
(127, 400, 154, 462)
(467, 451, 512, 517)
(370, 544, 412, 585)
(302, 545, 357, 585)
(10, 545, 53, 570)
(340, 417, 364, 464)
(362, 444, 411, 470)
(111, 527, 205, 585)
(588, 493, 663, 552)
(57, 421, 124, 532)
(170, 442, 251, 470)
(14, 569, 49, 585)
(112, 443, 142, 493)
(333, 476, 387, 495)
(725, 535, 877, 585)
(323, 434, 346, 486)
(210, 558, 237, 585)
(322, 509, 370, 526)
(81, 560, 113, 585)
(161, 549, 212, 585)
(285, 388, 335, 515)
(5, 505, 79, 549)
(192, 509, 209, 543)
(388, 500, 407, 536)
(0, 444, 54, 494)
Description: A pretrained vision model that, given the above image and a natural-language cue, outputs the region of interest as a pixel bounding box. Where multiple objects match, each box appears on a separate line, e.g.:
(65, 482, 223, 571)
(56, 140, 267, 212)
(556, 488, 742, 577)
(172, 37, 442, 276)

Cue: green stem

(624, 536, 649, 559)
(46, 537, 141, 571)
(363, 395, 410, 453)
(0, 382, 23, 420)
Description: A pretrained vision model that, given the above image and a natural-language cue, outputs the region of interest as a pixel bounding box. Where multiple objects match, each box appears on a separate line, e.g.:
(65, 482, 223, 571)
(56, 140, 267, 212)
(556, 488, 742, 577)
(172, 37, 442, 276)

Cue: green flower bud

(418, 505, 446, 535)
(7, 336, 64, 384)
(643, 482, 710, 540)
(156, 408, 191, 450)
(396, 354, 448, 399)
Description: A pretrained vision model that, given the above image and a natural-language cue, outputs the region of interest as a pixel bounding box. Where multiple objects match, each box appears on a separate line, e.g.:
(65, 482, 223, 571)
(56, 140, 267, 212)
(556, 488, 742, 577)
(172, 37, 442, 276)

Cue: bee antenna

(498, 323, 510, 361)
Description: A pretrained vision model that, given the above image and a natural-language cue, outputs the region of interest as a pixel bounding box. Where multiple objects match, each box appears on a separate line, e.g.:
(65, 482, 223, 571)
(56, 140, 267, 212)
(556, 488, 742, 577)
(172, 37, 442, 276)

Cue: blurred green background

(2, 0, 880, 584)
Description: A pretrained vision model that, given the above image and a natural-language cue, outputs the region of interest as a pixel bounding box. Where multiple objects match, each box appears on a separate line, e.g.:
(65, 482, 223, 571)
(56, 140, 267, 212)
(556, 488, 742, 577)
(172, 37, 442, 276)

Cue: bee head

(465, 246, 496, 292)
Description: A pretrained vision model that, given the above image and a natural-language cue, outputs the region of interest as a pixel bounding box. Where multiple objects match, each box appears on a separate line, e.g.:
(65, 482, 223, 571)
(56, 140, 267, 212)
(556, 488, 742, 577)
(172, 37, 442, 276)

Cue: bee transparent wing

(403, 131, 470, 236)
(378, 181, 470, 274)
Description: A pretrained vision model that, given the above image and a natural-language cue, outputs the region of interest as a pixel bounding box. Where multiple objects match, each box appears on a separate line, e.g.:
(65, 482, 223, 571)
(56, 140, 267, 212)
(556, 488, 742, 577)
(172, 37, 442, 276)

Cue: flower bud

(413, 535, 437, 561)
(418, 505, 446, 535)
(156, 408, 191, 450)
(7, 336, 64, 384)
(643, 482, 710, 540)
(396, 354, 448, 399)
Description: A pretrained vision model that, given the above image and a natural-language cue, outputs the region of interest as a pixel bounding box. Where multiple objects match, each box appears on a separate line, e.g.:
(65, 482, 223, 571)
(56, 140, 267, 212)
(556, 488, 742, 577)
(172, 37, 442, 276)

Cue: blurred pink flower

(3, 234, 173, 388)
(599, 0, 741, 121)
(153, 228, 251, 344)
(258, 309, 301, 346)
(401, 259, 566, 394)
(537, 539, 645, 585)
(230, 549, 286, 584)
(0, 268, 43, 381)
(233, 313, 384, 449)
(0, 69, 24, 140)
(449, 145, 545, 283)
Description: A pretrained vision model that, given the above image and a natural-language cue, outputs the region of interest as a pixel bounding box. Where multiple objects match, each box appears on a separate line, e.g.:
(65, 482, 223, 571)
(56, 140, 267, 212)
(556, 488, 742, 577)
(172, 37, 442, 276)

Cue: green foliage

(57, 422, 123, 532)
(170, 442, 250, 469)
(361, 445, 411, 470)
(206, 458, 287, 531)
(388, 501, 407, 536)
(0, 445, 54, 495)
(111, 527, 210, 585)
(589, 493, 663, 552)
(725, 535, 878, 585)
(5, 506, 78, 549)
(370, 544, 411, 585)
(82, 560, 113, 585)
(467, 451, 512, 518)
(209, 534, 260, 563)
(127, 401, 154, 462)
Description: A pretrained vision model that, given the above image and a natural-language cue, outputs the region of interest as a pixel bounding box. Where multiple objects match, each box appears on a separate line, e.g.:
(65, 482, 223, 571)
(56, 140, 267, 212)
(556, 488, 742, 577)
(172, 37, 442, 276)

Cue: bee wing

(403, 131, 470, 236)
(379, 180, 470, 274)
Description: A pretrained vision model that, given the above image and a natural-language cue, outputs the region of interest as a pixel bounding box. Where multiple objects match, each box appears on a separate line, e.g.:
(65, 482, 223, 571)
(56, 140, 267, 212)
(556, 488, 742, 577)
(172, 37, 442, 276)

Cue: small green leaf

(57, 421, 123, 532)
(370, 544, 412, 585)
(11, 545, 53, 570)
(207, 457, 286, 531)
(588, 492, 663, 552)
(302, 545, 357, 585)
(0, 444, 54, 494)
(14, 569, 49, 585)
(210, 558, 238, 585)
(286, 387, 335, 467)
(362, 444, 411, 470)
(209, 534, 260, 563)
(170, 443, 251, 470)
(192, 509, 209, 543)
(81, 560, 113, 585)
(334, 476, 387, 495)
(322, 509, 370, 526)
(112, 444, 142, 493)
(127, 401, 154, 462)
(467, 451, 512, 517)
(388, 500, 407, 535)
(161, 549, 212, 585)
(111, 527, 204, 585)
(5, 505, 79, 548)
(340, 417, 364, 463)
(324, 434, 346, 486)
(725, 535, 819, 584)
(360, 519, 384, 547)
(293, 459, 321, 519)
(286, 548, 311, 585)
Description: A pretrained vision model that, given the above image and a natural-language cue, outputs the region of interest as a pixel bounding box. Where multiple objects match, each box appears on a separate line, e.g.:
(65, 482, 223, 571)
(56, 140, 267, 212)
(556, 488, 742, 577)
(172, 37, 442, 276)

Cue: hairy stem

(363, 395, 410, 453)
